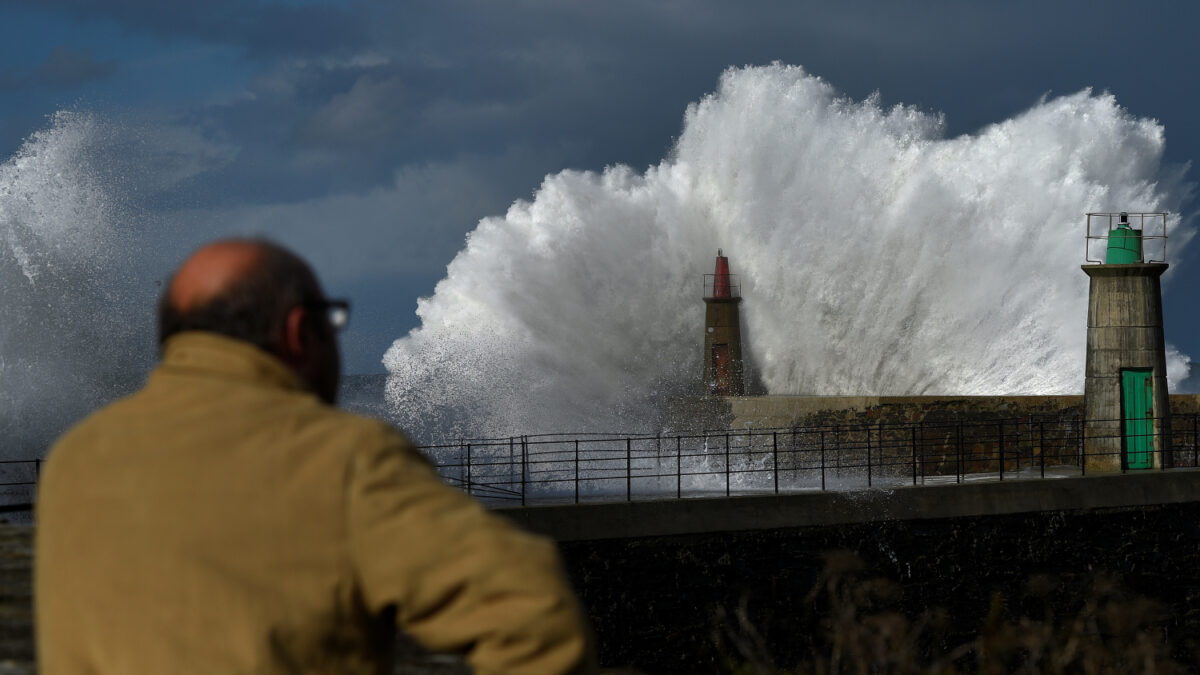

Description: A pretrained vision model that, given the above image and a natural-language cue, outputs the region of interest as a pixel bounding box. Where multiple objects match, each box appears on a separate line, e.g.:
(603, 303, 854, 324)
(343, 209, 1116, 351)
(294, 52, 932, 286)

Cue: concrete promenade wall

(501, 471, 1200, 672)
(500, 470, 1200, 541)
(669, 393, 1200, 431)
(665, 394, 1200, 479)
(727, 395, 1085, 430)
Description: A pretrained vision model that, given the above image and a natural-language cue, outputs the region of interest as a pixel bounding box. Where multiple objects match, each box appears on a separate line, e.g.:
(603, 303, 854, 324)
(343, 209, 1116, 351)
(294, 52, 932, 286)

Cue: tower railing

(702, 274, 741, 298)
(1084, 212, 1168, 264)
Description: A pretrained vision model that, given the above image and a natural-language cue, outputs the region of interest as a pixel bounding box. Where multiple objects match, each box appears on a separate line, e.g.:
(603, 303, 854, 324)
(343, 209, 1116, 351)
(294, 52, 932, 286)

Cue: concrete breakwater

(503, 471, 1200, 672)
(670, 393, 1200, 433)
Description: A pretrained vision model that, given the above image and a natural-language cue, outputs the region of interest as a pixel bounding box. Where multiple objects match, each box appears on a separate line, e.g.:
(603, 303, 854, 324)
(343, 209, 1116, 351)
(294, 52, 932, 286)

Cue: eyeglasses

(305, 298, 351, 332)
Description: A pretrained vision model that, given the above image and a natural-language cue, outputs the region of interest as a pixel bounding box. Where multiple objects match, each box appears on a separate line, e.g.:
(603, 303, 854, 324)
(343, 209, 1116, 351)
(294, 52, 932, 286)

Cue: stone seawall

(668, 393, 1200, 431)
(665, 394, 1200, 479)
(503, 471, 1200, 672)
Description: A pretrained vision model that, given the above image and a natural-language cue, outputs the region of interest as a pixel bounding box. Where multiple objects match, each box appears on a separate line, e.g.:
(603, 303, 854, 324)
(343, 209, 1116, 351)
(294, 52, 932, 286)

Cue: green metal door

(1120, 368, 1154, 469)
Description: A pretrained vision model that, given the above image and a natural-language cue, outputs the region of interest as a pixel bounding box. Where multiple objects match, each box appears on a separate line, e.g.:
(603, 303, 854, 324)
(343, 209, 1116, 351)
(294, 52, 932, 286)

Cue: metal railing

(702, 273, 741, 298)
(424, 413, 1200, 506)
(5, 414, 1198, 513)
(0, 459, 41, 514)
(1084, 211, 1168, 264)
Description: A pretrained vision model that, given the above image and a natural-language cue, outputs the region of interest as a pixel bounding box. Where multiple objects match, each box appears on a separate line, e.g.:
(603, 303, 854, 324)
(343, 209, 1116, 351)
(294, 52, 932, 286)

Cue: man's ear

(282, 305, 308, 358)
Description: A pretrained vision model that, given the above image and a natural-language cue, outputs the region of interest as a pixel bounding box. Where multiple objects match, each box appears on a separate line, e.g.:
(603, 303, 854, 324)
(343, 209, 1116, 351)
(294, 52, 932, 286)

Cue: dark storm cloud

(36, 45, 116, 86)
(133, 1, 1069, 205)
(0, 45, 115, 91)
(12, 0, 1200, 179)
(41, 0, 1196, 214)
(292, 57, 545, 152)
(194, 3, 703, 199)
(224, 1, 964, 196)
(8, 0, 364, 57)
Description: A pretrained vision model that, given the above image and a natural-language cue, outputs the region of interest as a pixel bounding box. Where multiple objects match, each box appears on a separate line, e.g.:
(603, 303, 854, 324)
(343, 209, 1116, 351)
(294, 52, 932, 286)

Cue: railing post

(1040, 420, 1045, 479)
(1121, 413, 1128, 474)
(465, 443, 472, 496)
(791, 427, 797, 484)
(1081, 417, 1087, 477)
(866, 425, 872, 488)
(820, 429, 826, 491)
(1080, 417, 1089, 470)
(919, 421, 924, 483)
(574, 440, 580, 504)
(1156, 410, 1166, 468)
(773, 431, 779, 494)
(911, 425, 917, 486)
(724, 433, 731, 497)
(1015, 420, 1020, 473)
(998, 421, 1004, 481)
(834, 424, 840, 475)
(1027, 414, 1033, 472)
(956, 422, 963, 484)
(676, 432, 686, 497)
(626, 437, 632, 501)
(520, 436, 527, 506)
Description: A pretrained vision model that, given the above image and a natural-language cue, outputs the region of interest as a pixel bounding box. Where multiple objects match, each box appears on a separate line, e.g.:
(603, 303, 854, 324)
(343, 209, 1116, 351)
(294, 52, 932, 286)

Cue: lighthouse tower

(702, 250, 745, 396)
(1082, 212, 1171, 471)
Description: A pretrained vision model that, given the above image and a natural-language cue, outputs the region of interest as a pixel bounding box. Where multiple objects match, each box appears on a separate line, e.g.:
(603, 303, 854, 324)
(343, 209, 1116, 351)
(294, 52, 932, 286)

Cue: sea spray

(383, 64, 1193, 442)
(0, 112, 151, 457)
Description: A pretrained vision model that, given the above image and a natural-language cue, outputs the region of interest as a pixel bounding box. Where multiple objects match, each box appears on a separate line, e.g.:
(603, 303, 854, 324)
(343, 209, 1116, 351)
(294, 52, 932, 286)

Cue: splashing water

(0, 112, 152, 457)
(383, 64, 1193, 442)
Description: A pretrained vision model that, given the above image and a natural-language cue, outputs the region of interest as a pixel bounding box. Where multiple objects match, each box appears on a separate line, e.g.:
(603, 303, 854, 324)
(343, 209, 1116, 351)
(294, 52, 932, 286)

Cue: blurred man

(36, 239, 596, 674)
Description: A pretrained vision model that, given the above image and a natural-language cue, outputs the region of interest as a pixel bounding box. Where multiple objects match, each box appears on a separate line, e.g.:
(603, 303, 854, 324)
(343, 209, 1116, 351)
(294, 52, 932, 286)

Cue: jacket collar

(157, 332, 308, 393)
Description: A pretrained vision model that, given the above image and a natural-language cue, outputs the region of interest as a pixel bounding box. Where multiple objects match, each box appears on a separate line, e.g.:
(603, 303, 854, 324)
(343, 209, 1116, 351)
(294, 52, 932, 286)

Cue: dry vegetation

(711, 551, 1183, 675)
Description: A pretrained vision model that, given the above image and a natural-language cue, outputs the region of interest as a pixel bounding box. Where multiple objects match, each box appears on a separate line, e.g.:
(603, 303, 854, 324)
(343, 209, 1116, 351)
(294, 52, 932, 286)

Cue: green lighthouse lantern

(1104, 212, 1143, 264)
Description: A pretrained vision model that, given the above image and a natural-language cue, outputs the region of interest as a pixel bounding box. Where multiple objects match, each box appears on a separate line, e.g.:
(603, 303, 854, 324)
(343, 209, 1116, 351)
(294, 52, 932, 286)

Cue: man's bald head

(166, 240, 269, 313)
(158, 239, 322, 353)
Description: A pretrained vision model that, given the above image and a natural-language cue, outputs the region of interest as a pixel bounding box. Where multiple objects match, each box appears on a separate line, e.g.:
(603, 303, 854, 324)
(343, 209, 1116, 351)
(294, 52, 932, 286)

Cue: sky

(2, 0, 1199, 376)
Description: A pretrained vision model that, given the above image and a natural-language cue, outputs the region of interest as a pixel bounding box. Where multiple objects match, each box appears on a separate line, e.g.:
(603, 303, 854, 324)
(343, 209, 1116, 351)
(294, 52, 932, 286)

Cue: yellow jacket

(36, 332, 596, 674)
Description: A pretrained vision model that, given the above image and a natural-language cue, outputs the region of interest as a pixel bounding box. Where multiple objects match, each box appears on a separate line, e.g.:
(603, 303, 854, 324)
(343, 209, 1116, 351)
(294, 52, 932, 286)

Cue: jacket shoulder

(304, 405, 428, 466)
(318, 406, 414, 444)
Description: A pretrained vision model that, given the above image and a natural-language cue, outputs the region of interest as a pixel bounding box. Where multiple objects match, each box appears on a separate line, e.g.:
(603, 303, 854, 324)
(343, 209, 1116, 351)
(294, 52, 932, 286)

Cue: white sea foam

(2, 66, 1192, 454)
(383, 64, 1193, 442)
(0, 112, 151, 457)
